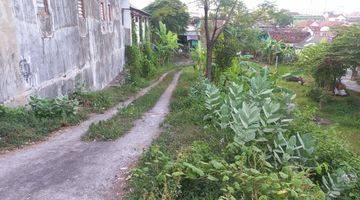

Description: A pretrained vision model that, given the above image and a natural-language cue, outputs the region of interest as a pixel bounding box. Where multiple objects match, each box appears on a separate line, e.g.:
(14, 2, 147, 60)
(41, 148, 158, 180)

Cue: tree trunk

(206, 46, 213, 81)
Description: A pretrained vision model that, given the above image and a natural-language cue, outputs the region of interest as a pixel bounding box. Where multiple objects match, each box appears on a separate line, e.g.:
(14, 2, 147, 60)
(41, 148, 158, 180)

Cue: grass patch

(0, 103, 87, 150)
(127, 67, 223, 199)
(84, 71, 177, 141)
(0, 66, 176, 151)
(146, 68, 219, 155)
(127, 67, 360, 199)
(72, 65, 175, 113)
(277, 65, 360, 154)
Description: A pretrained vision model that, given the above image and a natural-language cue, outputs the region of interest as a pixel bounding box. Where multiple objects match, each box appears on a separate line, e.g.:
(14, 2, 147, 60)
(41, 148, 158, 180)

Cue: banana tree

(262, 37, 283, 66)
(155, 22, 180, 65)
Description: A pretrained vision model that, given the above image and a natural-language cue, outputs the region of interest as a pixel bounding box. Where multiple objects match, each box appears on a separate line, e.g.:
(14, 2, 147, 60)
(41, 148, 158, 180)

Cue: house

(179, 17, 201, 50)
(347, 16, 360, 25)
(0, 0, 133, 106)
(323, 12, 347, 22)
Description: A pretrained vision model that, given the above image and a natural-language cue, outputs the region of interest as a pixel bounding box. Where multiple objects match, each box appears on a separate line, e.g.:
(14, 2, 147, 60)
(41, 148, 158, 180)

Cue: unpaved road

(0, 72, 181, 200)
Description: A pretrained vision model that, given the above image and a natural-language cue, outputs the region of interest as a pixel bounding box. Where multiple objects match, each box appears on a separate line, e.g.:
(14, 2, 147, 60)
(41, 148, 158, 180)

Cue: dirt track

(0, 72, 181, 200)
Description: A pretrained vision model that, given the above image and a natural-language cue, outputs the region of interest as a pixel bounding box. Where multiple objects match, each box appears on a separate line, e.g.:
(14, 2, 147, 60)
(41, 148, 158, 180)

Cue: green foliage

(125, 45, 142, 82)
(140, 42, 157, 78)
(331, 25, 360, 69)
(296, 42, 329, 75)
(274, 9, 294, 27)
(297, 26, 360, 89)
(262, 37, 283, 65)
(253, 1, 293, 27)
(129, 64, 360, 199)
(190, 42, 206, 73)
(126, 42, 158, 81)
(214, 33, 241, 70)
(144, 0, 190, 34)
(307, 87, 329, 104)
(85, 72, 175, 141)
(0, 99, 84, 150)
(29, 96, 79, 120)
(155, 22, 179, 65)
(314, 54, 346, 89)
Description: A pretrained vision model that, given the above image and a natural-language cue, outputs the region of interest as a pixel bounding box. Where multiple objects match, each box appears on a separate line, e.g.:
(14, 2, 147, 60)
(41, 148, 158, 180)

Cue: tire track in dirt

(0, 71, 181, 200)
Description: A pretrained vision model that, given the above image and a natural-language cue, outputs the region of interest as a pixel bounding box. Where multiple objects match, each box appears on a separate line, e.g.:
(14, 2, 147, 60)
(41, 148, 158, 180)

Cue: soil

(0, 71, 181, 200)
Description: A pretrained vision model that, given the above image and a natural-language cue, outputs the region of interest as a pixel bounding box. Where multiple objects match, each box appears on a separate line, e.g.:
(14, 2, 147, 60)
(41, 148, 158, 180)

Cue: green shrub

(140, 42, 157, 78)
(307, 87, 329, 103)
(0, 101, 82, 149)
(129, 64, 359, 199)
(125, 45, 142, 82)
(29, 96, 79, 120)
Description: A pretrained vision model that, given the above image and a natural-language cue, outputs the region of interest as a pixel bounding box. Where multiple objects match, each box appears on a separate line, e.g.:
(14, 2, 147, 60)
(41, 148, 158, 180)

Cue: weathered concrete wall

(0, 0, 130, 106)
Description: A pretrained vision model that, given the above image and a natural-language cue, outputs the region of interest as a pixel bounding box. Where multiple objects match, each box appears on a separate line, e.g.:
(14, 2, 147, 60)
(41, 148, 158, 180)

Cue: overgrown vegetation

(0, 14, 181, 151)
(0, 66, 176, 151)
(296, 25, 360, 90)
(128, 63, 360, 199)
(0, 96, 85, 150)
(85, 71, 176, 141)
(154, 22, 180, 65)
(278, 65, 360, 155)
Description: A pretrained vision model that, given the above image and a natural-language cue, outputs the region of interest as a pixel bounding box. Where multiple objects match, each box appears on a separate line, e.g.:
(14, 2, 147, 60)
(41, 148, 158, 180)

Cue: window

(100, 2, 105, 20)
(108, 3, 112, 21)
(77, 0, 85, 19)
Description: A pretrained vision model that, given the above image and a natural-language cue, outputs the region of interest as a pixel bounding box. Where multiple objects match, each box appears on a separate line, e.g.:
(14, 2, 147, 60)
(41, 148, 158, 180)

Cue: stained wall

(0, 0, 131, 106)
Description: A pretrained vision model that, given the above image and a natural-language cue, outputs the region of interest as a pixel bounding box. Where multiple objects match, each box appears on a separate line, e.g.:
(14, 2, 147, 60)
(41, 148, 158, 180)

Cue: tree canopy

(144, 0, 190, 34)
(253, 1, 293, 27)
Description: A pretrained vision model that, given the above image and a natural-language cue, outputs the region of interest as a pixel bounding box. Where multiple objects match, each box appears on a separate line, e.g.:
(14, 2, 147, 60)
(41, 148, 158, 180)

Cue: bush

(129, 63, 359, 199)
(307, 87, 329, 103)
(140, 42, 157, 78)
(214, 33, 240, 70)
(125, 45, 142, 82)
(0, 97, 82, 149)
(29, 96, 79, 120)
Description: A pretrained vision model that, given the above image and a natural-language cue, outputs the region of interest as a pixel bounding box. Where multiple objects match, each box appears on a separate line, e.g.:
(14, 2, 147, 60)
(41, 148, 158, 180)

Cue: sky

(130, 0, 360, 15)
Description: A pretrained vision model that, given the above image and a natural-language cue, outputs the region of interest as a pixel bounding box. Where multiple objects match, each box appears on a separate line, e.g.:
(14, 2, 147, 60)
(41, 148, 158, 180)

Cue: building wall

(0, 0, 131, 106)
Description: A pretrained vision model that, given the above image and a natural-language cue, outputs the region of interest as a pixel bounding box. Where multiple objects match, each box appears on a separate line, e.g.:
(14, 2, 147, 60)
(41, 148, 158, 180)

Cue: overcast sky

(130, 0, 360, 15)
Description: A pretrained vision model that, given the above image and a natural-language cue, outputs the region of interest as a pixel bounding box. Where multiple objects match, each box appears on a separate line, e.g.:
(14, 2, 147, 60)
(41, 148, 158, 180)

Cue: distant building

(347, 16, 360, 25)
(179, 17, 201, 51)
(294, 19, 344, 47)
(323, 12, 347, 22)
(292, 15, 325, 24)
(266, 28, 311, 48)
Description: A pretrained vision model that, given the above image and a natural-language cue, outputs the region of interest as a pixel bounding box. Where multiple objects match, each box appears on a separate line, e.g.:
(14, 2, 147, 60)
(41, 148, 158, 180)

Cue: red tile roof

(295, 20, 314, 28)
(318, 21, 344, 27)
(268, 28, 311, 44)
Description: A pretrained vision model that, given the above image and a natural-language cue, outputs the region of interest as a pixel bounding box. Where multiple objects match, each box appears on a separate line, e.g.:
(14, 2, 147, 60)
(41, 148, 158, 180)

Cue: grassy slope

(85, 71, 177, 141)
(277, 65, 360, 154)
(0, 66, 175, 151)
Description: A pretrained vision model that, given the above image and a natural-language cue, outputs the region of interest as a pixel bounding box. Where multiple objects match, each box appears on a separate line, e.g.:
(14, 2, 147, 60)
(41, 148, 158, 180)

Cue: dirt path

(0, 71, 181, 200)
